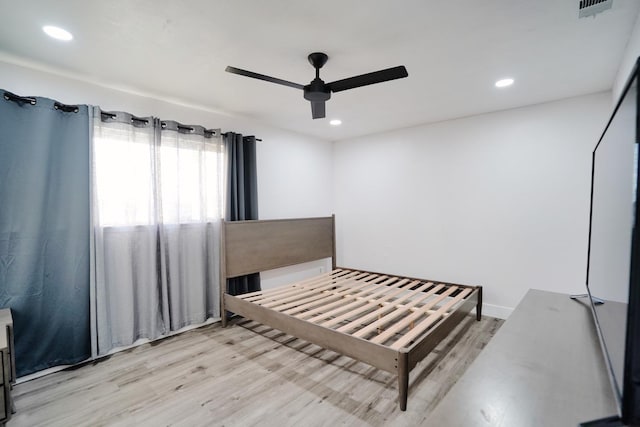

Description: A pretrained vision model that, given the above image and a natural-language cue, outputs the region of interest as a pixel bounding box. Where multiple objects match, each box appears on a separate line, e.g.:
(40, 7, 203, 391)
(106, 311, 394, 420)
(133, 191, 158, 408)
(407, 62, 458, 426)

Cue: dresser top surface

(426, 289, 619, 427)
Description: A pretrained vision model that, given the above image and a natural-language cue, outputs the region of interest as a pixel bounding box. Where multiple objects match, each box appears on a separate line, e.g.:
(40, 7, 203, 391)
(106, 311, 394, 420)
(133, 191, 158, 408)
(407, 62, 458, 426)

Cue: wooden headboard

(220, 216, 336, 323)
(221, 215, 336, 280)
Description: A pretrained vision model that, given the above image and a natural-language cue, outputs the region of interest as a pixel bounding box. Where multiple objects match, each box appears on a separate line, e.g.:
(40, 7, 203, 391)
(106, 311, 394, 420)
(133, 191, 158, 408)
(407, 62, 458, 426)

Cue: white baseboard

(478, 303, 513, 320)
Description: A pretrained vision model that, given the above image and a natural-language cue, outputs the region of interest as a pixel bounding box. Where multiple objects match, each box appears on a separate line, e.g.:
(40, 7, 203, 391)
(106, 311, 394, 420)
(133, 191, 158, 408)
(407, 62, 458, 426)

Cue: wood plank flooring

(10, 315, 502, 427)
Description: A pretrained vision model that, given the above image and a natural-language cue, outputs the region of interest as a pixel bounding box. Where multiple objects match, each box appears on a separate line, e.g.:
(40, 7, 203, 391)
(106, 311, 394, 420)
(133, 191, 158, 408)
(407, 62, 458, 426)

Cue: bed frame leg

(476, 286, 483, 321)
(220, 286, 228, 328)
(397, 350, 409, 411)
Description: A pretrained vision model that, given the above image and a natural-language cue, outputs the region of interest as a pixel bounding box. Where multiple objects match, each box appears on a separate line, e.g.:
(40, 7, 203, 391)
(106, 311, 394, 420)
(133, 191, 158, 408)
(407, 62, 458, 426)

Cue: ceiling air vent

(579, 0, 613, 18)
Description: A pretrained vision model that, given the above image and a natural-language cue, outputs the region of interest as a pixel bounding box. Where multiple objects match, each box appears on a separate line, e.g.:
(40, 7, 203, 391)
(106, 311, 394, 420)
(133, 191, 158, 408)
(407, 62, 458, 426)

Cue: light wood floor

(11, 315, 502, 427)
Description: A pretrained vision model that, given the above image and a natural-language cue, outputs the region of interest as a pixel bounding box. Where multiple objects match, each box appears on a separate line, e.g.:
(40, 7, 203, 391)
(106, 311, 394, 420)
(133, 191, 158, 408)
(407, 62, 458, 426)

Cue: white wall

(614, 10, 640, 101)
(334, 92, 612, 318)
(0, 58, 334, 289)
(257, 127, 334, 288)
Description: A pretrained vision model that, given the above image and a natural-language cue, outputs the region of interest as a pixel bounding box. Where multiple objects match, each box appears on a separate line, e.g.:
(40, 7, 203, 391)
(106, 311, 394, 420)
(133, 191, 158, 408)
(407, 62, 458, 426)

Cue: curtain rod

(3, 93, 261, 135)
(221, 131, 262, 142)
(101, 112, 220, 137)
(54, 102, 79, 113)
(4, 91, 36, 105)
(4, 91, 80, 113)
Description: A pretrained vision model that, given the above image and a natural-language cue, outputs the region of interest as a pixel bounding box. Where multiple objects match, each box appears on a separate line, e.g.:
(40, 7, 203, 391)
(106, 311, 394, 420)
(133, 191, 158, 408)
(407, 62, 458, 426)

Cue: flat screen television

(584, 57, 640, 426)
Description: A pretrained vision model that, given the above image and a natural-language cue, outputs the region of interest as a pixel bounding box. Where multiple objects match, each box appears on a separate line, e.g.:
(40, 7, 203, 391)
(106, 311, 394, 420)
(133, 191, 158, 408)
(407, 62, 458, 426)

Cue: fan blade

(328, 66, 408, 93)
(311, 100, 326, 119)
(225, 66, 304, 90)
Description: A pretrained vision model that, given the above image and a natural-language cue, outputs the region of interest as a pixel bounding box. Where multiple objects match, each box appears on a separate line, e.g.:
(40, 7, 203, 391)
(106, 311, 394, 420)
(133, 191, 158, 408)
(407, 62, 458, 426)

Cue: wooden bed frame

(220, 216, 482, 411)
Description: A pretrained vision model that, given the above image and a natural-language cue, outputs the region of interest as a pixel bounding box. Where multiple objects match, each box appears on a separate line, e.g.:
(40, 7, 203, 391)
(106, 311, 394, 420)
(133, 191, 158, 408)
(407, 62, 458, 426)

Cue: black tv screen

(586, 58, 640, 425)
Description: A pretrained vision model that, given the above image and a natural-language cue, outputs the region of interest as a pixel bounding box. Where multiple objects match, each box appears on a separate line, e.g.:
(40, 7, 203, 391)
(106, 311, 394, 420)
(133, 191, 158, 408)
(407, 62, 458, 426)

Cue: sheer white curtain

(91, 111, 223, 356)
(158, 121, 223, 331)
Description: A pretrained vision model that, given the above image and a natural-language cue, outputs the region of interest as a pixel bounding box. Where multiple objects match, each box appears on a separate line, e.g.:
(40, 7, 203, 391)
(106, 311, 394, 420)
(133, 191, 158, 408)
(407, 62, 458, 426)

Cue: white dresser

(426, 290, 619, 426)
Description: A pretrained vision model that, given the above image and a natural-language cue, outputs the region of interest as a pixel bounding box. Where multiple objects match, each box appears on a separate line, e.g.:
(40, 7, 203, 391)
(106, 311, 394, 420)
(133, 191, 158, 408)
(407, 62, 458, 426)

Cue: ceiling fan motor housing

(304, 53, 331, 102)
(304, 79, 331, 102)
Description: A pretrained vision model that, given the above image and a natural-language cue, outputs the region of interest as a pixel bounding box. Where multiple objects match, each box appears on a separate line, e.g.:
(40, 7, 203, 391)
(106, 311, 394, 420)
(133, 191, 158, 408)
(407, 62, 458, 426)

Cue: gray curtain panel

(92, 112, 223, 355)
(0, 91, 91, 376)
(224, 132, 260, 295)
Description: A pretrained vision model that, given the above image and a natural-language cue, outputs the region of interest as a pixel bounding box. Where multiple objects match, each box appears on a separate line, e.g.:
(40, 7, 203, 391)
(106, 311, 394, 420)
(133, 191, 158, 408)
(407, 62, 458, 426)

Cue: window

(92, 118, 224, 227)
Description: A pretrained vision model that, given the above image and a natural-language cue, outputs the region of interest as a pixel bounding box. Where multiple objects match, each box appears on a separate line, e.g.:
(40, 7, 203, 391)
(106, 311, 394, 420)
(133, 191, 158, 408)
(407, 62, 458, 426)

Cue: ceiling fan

(225, 52, 408, 119)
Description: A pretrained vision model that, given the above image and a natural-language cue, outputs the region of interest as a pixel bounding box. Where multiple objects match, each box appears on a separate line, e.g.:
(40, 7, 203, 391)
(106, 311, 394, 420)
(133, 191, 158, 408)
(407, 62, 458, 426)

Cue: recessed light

(329, 119, 342, 126)
(495, 78, 514, 88)
(43, 25, 73, 41)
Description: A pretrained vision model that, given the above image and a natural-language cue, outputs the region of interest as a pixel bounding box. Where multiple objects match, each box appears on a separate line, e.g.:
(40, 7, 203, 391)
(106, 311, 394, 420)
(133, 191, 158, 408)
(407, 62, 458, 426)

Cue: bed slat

(319, 279, 417, 328)
(369, 286, 460, 345)
(348, 282, 444, 337)
(240, 269, 344, 301)
(296, 276, 406, 321)
(258, 272, 371, 308)
(266, 273, 378, 310)
(282, 275, 390, 315)
(390, 288, 473, 349)
(334, 280, 424, 333)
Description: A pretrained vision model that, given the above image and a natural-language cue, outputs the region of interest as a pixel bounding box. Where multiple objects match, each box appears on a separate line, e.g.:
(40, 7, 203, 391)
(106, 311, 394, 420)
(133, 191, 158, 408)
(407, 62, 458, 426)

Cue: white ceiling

(0, 0, 638, 141)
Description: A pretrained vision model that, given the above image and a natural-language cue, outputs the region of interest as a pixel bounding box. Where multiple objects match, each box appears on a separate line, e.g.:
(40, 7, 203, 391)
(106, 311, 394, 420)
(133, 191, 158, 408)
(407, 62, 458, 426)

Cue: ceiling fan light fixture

(495, 78, 514, 88)
(329, 119, 342, 126)
(43, 25, 73, 41)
